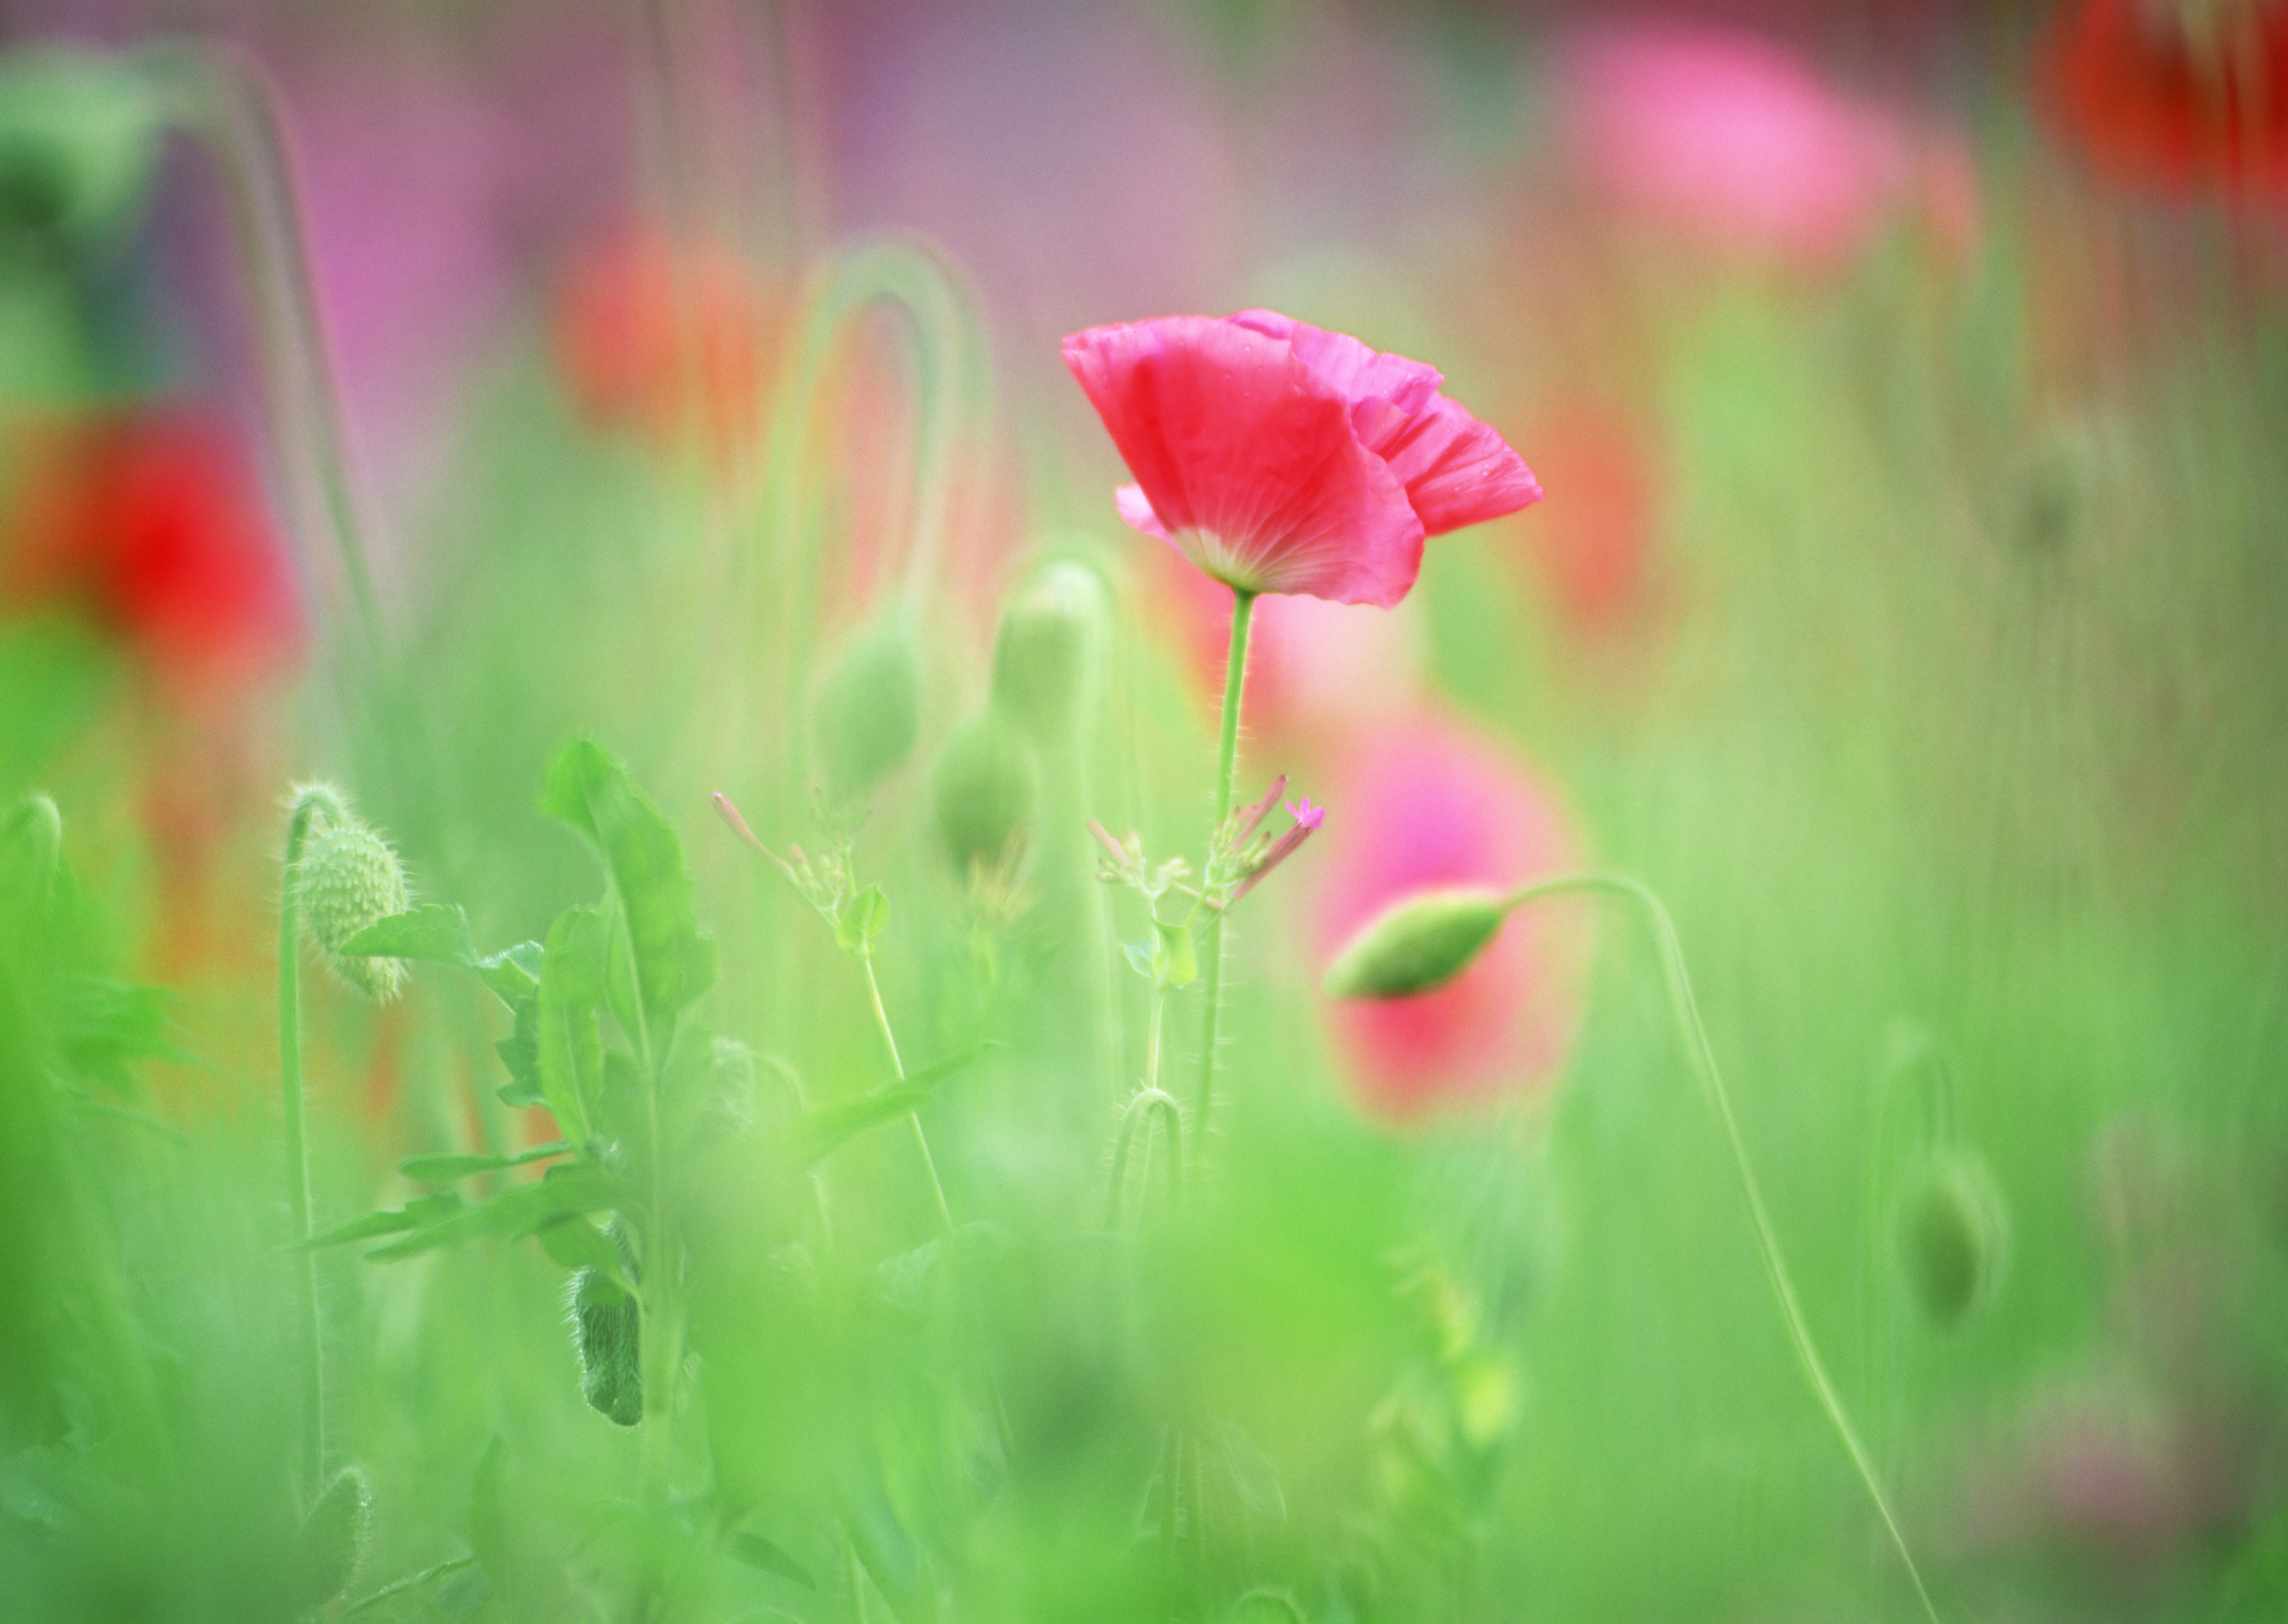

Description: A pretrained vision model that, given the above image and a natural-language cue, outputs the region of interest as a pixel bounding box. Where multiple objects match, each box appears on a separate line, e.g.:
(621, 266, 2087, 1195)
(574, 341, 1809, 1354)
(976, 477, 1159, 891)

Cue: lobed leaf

(340, 904, 476, 966)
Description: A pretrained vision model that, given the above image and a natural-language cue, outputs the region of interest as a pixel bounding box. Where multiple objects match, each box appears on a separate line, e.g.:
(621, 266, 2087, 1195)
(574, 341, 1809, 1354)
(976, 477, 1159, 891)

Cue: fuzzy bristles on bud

(1322, 887, 1509, 1000)
(571, 1266, 642, 1427)
(292, 787, 410, 1004)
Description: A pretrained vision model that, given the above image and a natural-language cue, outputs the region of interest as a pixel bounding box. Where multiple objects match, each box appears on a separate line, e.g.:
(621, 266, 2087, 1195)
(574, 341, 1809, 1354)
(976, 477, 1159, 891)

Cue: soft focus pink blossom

(1557, 21, 1954, 272)
(1063, 310, 1540, 607)
(1313, 713, 1584, 1122)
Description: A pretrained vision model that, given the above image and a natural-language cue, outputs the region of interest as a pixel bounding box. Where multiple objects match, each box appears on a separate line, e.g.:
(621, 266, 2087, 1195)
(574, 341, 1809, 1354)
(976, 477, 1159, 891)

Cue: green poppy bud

(1322, 887, 1508, 1000)
(1897, 1150, 2008, 1329)
(932, 712, 1038, 877)
(813, 620, 922, 799)
(571, 1266, 641, 1427)
(285, 1464, 371, 1610)
(297, 805, 410, 1004)
(989, 558, 1108, 744)
(0, 47, 160, 252)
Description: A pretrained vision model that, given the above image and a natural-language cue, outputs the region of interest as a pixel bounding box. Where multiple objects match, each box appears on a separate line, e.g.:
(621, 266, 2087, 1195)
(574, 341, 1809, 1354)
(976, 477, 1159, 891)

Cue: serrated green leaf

(340, 904, 475, 966)
(834, 884, 890, 954)
(494, 994, 541, 1107)
(537, 737, 717, 1035)
(473, 941, 543, 1006)
(398, 1142, 570, 1183)
(304, 1191, 465, 1249)
(535, 906, 608, 1148)
(361, 1164, 627, 1262)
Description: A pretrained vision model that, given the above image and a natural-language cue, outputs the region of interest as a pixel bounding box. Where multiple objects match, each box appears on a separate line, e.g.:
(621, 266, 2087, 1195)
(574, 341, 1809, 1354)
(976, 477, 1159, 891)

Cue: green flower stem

(1498, 872, 1941, 1624)
(1191, 588, 1256, 1164)
(859, 948, 954, 1235)
(278, 790, 337, 1500)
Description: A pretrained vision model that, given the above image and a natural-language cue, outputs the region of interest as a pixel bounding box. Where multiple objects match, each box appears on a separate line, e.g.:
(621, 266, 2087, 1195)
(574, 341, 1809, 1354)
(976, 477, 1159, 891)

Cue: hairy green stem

(859, 949, 954, 1235)
(278, 787, 344, 1499)
(1498, 872, 1941, 1624)
(1191, 589, 1256, 1165)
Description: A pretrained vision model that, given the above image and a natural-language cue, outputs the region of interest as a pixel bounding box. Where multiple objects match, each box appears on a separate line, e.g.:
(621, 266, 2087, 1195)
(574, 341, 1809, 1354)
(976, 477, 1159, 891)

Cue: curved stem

(279, 786, 347, 1500)
(859, 948, 953, 1235)
(1190, 589, 1256, 1166)
(1499, 872, 1941, 1624)
(1101, 1087, 1184, 1232)
(137, 43, 385, 672)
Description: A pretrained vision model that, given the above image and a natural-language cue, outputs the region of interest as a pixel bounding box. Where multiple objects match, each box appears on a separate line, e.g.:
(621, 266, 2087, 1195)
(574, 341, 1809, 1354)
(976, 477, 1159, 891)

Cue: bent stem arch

(1499, 871, 1942, 1624)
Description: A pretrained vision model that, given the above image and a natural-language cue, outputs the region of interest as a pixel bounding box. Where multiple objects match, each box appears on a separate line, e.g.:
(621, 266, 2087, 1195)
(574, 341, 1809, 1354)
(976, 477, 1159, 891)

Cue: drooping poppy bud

(812, 620, 922, 800)
(1897, 1149, 2009, 1329)
(0, 46, 160, 254)
(295, 793, 410, 1004)
(1323, 887, 1509, 1000)
(931, 712, 1037, 878)
(989, 558, 1108, 744)
(285, 1465, 371, 1611)
(571, 1266, 641, 1427)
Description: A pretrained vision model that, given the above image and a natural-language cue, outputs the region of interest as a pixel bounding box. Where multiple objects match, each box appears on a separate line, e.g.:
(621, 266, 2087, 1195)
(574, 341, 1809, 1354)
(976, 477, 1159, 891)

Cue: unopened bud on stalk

(813, 619, 922, 799)
(0, 47, 160, 252)
(1322, 887, 1508, 1000)
(1897, 1149, 2008, 1329)
(285, 1464, 371, 1609)
(296, 791, 410, 1004)
(990, 558, 1108, 743)
(932, 712, 1038, 877)
(572, 1265, 641, 1427)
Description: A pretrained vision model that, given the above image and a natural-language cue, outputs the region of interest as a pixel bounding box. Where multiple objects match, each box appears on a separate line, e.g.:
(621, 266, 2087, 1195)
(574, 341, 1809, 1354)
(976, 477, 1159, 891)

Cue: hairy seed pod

(990, 558, 1108, 744)
(932, 713, 1038, 877)
(1898, 1150, 2009, 1329)
(572, 1267, 642, 1426)
(285, 1464, 371, 1610)
(299, 810, 410, 1003)
(1322, 888, 1508, 1000)
(814, 620, 922, 799)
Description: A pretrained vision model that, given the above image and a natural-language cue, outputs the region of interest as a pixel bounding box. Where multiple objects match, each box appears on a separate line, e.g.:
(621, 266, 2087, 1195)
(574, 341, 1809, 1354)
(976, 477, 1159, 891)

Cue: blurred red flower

(553, 225, 779, 457)
(2, 409, 302, 693)
(1063, 310, 1540, 608)
(2037, 0, 2288, 199)
(1313, 712, 1585, 1123)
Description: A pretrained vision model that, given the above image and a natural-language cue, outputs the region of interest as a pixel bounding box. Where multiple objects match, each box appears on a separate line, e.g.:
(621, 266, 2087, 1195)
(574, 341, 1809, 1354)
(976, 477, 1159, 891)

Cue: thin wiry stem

(860, 948, 953, 1235)
(1498, 872, 1941, 1624)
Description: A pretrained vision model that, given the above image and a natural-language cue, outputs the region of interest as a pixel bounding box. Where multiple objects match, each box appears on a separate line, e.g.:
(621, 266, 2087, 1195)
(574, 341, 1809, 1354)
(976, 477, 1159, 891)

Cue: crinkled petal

(1229, 309, 1444, 417)
(1063, 317, 1425, 606)
(1353, 395, 1543, 537)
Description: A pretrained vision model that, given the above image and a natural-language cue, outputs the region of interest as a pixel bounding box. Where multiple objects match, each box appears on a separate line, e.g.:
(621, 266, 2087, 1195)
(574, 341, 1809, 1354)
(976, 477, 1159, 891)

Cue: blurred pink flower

(1063, 310, 1540, 608)
(1313, 713, 1584, 1123)
(1557, 21, 1955, 271)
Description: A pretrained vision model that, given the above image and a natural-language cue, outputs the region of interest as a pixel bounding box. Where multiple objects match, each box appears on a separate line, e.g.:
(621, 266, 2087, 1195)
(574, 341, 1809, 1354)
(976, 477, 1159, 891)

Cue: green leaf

(1123, 939, 1154, 980)
(398, 1142, 570, 1183)
(536, 1215, 631, 1289)
(1152, 920, 1197, 988)
(473, 941, 544, 1006)
(534, 906, 609, 1147)
(494, 995, 541, 1107)
(361, 1164, 627, 1262)
(340, 904, 475, 966)
(776, 1043, 994, 1173)
(537, 737, 717, 1035)
(304, 1191, 465, 1249)
(834, 883, 890, 955)
(728, 1532, 817, 1590)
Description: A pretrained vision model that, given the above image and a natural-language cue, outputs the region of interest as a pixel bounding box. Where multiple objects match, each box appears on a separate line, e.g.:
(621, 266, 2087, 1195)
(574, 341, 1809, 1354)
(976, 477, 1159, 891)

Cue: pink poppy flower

(1557, 21, 1951, 273)
(1062, 310, 1540, 608)
(1313, 713, 1585, 1122)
